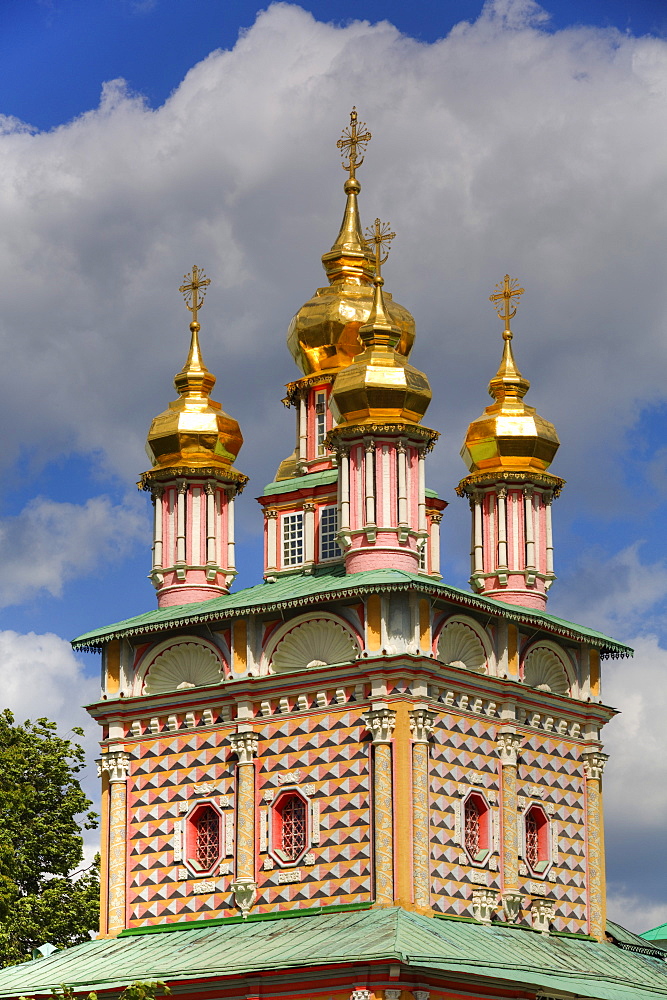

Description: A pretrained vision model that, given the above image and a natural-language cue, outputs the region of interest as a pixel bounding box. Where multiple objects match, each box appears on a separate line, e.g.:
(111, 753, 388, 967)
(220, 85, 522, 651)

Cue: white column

(176, 480, 187, 564)
(205, 482, 216, 565)
(339, 450, 350, 532)
(191, 486, 202, 566)
(227, 491, 236, 571)
(545, 495, 554, 575)
(472, 493, 483, 575)
(397, 442, 408, 527)
(364, 441, 375, 527)
(524, 486, 535, 569)
(266, 509, 278, 574)
(298, 395, 307, 465)
(511, 490, 520, 571)
(417, 448, 427, 534)
(152, 487, 163, 570)
(497, 487, 508, 568)
(430, 513, 442, 575)
(304, 502, 315, 566)
(381, 445, 391, 527)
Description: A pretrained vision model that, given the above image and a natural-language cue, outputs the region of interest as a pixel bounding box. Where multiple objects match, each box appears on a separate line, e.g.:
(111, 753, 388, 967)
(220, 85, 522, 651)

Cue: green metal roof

(643, 922, 667, 944)
(71, 567, 633, 658)
(0, 909, 665, 998)
(261, 472, 441, 501)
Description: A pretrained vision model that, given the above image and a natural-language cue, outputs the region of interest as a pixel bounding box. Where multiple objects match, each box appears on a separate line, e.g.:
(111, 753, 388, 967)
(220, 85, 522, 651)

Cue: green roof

(643, 922, 667, 944)
(1, 909, 665, 998)
(72, 567, 633, 657)
(260, 471, 441, 501)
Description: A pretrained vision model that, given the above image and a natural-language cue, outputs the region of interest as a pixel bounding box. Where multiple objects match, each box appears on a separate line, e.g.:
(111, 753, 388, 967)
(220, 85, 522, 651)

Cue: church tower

(458, 276, 563, 610)
(141, 267, 247, 607)
(21, 108, 663, 1000)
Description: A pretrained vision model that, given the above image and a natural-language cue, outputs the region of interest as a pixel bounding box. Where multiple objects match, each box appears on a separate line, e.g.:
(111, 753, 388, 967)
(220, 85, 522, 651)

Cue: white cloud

(0, 494, 147, 607)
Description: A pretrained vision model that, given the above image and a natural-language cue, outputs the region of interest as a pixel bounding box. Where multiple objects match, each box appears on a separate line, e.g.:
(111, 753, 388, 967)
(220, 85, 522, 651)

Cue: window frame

(462, 790, 491, 865)
(314, 389, 328, 457)
(319, 504, 341, 562)
(524, 803, 551, 876)
(268, 786, 312, 867)
(281, 511, 304, 568)
(184, 800, 223, 876)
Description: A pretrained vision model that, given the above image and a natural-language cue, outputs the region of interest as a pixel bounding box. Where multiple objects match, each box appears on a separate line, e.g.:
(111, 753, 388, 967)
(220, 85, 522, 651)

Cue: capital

(303, 502, 316, 512)
(363, 704, 396, 744)
(430, 513, 443, 525)
(583, 750, 608, 782)
(531, 898, 554, 934)
(230, 725, 259, 764)
(409, 705, 437, 744)
(265, 508, 278, 520)
(496, 726, 522, 767)
(97, 750, 130, 783)
(471, 887, 497, 923)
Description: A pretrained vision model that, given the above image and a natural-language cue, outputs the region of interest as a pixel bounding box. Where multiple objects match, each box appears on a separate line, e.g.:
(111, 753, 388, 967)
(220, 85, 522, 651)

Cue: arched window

(525, 805, 549, 874)
(462, 792, 490, 864)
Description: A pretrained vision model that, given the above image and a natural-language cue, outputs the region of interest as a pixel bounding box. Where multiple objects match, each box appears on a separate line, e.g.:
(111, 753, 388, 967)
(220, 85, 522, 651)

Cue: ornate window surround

(266, 784, 315, 868)
(518, 799, 553, 878)
(520, 639, 576, 698)
(262, 611, 361, 675)
(134, 635, 229, 696)
(181, 799, 225, 878)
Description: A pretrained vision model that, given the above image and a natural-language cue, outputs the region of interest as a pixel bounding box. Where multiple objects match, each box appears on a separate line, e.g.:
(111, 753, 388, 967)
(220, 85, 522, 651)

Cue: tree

(21, 982, 170, 1000)
(0, 710, 99, 966)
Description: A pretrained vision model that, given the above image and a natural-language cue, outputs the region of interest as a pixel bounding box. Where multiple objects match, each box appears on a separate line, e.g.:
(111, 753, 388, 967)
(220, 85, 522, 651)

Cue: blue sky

(1, 0, 667, 932)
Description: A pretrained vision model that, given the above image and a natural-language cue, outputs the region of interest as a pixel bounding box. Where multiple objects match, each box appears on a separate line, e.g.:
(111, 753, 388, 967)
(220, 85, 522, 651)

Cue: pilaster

(496, 727, 522, 896)
(97, 750, 130, 936)
(410, 705, 436, 909)
(230, 725, 259, 918)
(363, 704, 396, 904)
(583, 748, 608, 940)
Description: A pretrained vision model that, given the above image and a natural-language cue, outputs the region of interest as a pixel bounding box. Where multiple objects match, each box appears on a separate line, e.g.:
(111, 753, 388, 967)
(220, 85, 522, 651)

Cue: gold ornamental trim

(327, 423, 439, 452)
(456, 470, 565, 498)
(282, 372, 337, 407)
(139, 466, 249, 494)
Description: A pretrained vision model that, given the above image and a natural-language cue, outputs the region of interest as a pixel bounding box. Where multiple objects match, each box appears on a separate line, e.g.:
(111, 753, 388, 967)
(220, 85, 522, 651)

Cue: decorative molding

(363, 705, 396, 744)
(531, 898, 555, 934)
(144, 639, 224, 695)
(277, 769, 302, 785)
(523, 646, 570, 696)
(414, 992, 430, 1000)
(271, 618, 359, 673)
(437, 620, 487, 673)
(501, 890, 523, 923)
(192, 880, 218, 895)
(583, 750, 608, 782)
(97, 751, 130, 783)
(385, 992, 401, 1000)
(471, 888, 497, 923)
(496, 727, 522, 767)
(262, 789, 275, 803)
(303, 852, 316, 866)
(529, 881, 550, 896)
(470, 870, 489, 885)
(409, 705, 437, 743)
(194, 782, 215, 795)
(350, 991, 372, 1000)
(278, 869, 301, 884)
(230, 726, 258, 764)
(302, 782, 317, 796)
(230, 879, 257, 919)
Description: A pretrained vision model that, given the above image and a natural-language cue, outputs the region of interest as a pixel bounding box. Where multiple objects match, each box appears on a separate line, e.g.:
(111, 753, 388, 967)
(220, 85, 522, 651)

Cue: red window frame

(525, 805, 550, 874)
(463, 792, 490, 863)
(271, 789, 309, 865)
(186, 802, 222, 874)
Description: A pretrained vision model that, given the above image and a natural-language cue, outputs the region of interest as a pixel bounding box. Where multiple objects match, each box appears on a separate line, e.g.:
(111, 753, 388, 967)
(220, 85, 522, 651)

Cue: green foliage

(0, 710, 99, 966)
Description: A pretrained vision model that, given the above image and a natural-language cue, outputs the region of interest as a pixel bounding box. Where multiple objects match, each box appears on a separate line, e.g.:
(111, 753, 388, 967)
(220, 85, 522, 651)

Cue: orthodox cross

(489, 274, 524, 335)
(364, 218, 395, 278)
(337, 107, 372, 179)
(179, 265, 211, 325)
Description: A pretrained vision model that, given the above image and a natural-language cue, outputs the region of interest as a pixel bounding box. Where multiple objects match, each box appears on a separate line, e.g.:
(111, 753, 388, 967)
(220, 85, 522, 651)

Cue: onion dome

(329, 229, 432, 428)
(145, 267, 243, 471)
(286, 109, 415, 375)
(460, 276, 559, 475)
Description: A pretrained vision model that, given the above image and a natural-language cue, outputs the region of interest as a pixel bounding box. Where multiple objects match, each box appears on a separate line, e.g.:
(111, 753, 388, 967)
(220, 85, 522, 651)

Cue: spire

(358, 218, 400, 349)
(145, 266, 243, 471)
(321, 108, 375, 283)
(487, 275, 530, 401)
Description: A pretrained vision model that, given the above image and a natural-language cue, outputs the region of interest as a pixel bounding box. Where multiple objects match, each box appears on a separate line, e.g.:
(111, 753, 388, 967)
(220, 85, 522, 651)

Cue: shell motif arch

(522, 645, 570, 696)
(270, 616, 360, 674)
(143, 638, 226, 695)
(437, 618, 489, 674)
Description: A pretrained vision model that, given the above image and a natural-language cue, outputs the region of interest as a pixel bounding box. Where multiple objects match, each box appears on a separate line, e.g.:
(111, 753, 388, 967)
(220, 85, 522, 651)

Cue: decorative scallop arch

(264, 612, 361, 674)
(136, 636, 228, 696)
(435, 615, 493, 675)
(521, 642, 572, 696)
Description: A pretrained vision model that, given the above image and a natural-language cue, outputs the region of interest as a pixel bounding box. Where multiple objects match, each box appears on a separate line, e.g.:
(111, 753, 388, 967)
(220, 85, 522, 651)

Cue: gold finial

(364, 218, 395, 279)
(489, 274, 525, 340)
(337, 107, 372, 180)
(179, 265, 211, 327)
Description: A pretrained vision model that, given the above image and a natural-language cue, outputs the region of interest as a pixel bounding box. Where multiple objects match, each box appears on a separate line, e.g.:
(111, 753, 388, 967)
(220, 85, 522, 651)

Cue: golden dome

(286, 121, 415, 375)
(329, 273, 432, 428)
(146, 277, 243, 472)
(460, 326, 559, 476)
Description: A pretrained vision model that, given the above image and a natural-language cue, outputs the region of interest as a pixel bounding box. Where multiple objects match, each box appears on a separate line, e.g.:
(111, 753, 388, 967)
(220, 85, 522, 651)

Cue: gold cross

(489, 274, 524, 335)
(337, 107, 372, 179)
(364, 218, 395, 278)
(179, 265, 211, 325)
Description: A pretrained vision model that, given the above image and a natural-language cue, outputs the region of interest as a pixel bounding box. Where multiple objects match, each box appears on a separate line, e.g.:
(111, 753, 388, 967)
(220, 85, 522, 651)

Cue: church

(3, 110, 667, 999)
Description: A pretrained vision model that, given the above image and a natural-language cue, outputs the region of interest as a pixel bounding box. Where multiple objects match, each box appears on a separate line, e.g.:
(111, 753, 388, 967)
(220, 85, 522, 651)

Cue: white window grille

(315, 391, 327, 456)
(282, 512, 304, 567)
(320, 505, 341, 561)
